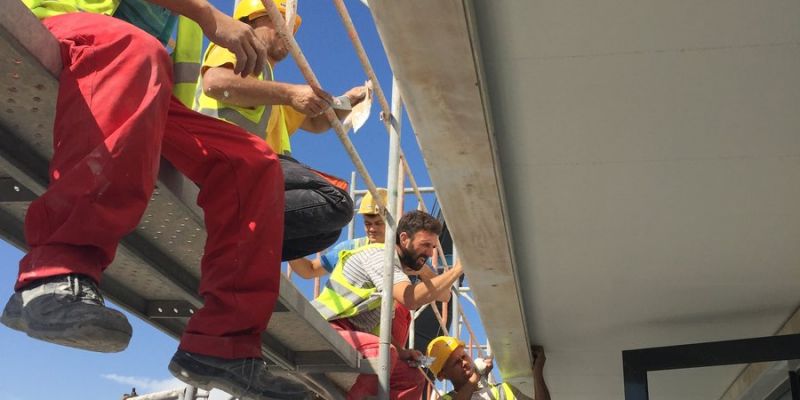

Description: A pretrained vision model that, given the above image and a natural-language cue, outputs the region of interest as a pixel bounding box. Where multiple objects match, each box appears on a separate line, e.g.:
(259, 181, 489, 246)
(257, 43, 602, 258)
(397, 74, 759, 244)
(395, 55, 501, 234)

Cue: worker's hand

(343, 85, 368, 107)
(452, 259, 464, 276)
(402, 266, 420, 276)
(483, 357, 494, 375)
(290, 84, 333, 117)
(398, 348, 423, 365)
(403, 264, 432, 277)
(417, 264, 438, 279)
(532, 345, 546, 373)
(202, 8, 267, 77)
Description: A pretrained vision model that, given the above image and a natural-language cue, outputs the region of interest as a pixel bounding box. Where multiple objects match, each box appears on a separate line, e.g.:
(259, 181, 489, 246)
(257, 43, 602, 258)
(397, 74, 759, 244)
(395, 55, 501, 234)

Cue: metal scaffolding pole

(353, 187, 436, 195)
(332, 0, 426, 208)
(348, 170, 357, 240)
(396, 163, 405, 219)
(333, 0, 458, 280)
(182, 385, 197, 400)
(377, 77, 403, 400)
(450, 245, 461, 338)
(284, 0, 297, 33)
(408, 311, 416, 349)
(255, 3, 490, 397)
(260, 0, 396, 228)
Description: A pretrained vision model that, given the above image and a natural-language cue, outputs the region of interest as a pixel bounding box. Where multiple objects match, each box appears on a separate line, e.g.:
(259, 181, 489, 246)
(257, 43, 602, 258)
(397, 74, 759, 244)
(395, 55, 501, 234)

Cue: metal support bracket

(146, 300, 196, 318)
(0, 177, 36, 202)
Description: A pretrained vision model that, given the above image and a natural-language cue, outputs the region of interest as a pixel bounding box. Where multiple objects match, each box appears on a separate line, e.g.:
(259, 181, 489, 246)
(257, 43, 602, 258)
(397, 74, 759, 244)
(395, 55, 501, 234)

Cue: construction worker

(312, 210, 463, 400)
(194, 0, 364, 261)
(427, 337, 551, 400)
(288, 188, 388, 279)
(0, 1, 306, 399)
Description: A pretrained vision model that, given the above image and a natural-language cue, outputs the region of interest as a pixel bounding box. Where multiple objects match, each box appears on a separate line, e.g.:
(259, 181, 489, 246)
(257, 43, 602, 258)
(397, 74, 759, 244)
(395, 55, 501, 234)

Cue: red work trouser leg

(16, 13, 284, 359)
(163, 99, 284, 359)
(333, 303, 424, 400)
(17, 13, 172, 289)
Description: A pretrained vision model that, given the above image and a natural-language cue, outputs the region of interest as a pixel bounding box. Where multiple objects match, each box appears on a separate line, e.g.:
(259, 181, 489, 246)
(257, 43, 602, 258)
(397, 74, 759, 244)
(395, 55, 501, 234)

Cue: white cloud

(101, 374, 232, 399)
(208, 389, 235, 400)
(102, 373, 183, 393)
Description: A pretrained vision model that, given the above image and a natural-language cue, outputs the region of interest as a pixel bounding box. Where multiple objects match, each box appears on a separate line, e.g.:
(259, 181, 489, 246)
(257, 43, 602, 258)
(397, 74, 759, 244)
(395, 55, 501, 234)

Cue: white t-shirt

(340, 247, 410, 332)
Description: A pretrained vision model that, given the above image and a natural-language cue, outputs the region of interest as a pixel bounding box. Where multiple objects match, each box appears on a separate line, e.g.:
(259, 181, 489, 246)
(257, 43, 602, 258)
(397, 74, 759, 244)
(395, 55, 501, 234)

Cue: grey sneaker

(169, 350, 311, 400)
(0, 291, 25, 332)
(20, 274, 132, 353)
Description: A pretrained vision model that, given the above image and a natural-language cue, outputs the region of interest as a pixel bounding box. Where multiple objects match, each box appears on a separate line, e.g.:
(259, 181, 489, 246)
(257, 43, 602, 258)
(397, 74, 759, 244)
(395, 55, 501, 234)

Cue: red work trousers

(332, 303, 425, 400)
(16, 13, 284, 359)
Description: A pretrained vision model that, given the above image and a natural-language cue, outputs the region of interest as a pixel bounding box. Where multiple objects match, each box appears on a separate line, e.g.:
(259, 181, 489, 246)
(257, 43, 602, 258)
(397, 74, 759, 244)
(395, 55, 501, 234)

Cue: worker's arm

(145, 0, 265, 77)
(403, 263, 452, 302)
(397, 348, 422, 363)
(300, 85, 368, 133)
(202, 66, 332, 116)
(393, 261, 462, 310)
(532, 346, 551, 400)
(287, 258, 328, 279)
(417, 264, 453, 302)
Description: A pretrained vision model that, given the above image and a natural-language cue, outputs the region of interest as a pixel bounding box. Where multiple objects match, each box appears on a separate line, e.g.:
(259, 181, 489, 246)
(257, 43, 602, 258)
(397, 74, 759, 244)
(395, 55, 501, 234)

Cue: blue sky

(0, 1, 490, 399)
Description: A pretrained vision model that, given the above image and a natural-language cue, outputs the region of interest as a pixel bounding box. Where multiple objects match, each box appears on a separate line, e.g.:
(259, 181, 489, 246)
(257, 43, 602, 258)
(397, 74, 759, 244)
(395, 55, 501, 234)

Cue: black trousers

(280, 155, 354, 260)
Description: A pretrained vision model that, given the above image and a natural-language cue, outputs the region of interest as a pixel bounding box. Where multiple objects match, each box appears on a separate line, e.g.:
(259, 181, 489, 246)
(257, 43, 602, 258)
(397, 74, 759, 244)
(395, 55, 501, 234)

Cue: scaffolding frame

(0, 0, 494, 397)
(260, 0, 493, 398)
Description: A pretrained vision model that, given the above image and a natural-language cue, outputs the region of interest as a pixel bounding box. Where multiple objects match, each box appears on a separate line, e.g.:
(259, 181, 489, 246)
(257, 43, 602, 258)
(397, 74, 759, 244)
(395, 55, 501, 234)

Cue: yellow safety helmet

(427, 336, 465, 377)
(233, 0, 302, 33)
(357, 188, 388, 215)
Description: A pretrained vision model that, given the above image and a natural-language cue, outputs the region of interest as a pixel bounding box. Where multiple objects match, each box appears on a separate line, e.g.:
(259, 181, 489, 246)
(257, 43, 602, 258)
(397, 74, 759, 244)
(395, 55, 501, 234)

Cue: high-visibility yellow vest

(312, 243, 386, 323)
(24, 0, 201, 106)
(172, 16, 202, 107)
(22, 0, 121, 19)
(193, 47, 293, 155)
(441, 383, 517, 400)
(264, 102, 296, 156)
(23, 0, 178, 46)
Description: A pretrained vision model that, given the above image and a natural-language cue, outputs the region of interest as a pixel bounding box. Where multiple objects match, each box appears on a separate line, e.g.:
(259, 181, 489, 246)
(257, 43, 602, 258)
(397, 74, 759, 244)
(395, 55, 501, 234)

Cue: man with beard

(427, 336, 551, 400)
(194, 0, 365, 260)
(312, 210, 463, 400)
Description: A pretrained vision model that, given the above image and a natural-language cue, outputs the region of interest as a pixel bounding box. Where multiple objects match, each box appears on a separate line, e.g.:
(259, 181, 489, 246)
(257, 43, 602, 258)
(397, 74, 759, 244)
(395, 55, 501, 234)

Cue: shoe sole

(0, 311, 26, 333)
(168, 359, 307, 400)
(1, 293, 26, 333)
(169, 359, 248, 399)
(25, 322, 131, 353)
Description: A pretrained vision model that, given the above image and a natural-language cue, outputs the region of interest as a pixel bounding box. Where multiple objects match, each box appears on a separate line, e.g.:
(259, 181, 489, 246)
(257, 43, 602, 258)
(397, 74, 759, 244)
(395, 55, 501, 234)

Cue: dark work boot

(0, 291, 25, 332)
(169, 350, 311, 400)
(16, 274, 132, 352)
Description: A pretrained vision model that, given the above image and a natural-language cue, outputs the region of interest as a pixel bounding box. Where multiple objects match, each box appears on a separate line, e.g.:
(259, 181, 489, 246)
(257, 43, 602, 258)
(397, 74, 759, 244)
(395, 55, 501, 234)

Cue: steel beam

(789, 370, 800, 400)
(622, 334, 800, 400)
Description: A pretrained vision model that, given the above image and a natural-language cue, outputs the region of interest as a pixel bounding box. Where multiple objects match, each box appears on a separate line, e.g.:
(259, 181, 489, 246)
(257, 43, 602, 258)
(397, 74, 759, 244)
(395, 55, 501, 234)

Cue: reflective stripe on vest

(193, 56, 292, 155)
(312, 243, 386, 321)
(23, 0, 121, 19)
(194, 59, 273, 138)
(172, 16, 202, 107)
(441, 383, 516, 400)
(199, 106, 272, 138)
